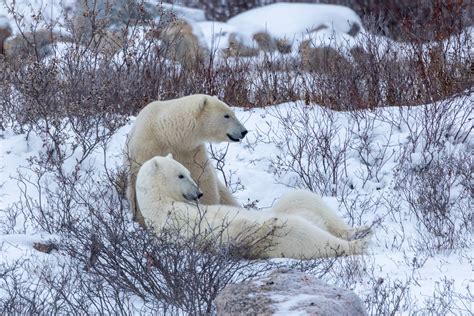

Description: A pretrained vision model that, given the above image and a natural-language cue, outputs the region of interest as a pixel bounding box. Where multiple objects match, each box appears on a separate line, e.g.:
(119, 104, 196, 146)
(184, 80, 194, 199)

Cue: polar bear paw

(348, 234, 371, 255)
(344, 225, 372, 241)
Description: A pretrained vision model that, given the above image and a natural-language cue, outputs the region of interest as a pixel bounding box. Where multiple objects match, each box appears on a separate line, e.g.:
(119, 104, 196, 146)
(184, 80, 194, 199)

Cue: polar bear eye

(224, 114, 230, 119)
(178, 174, 184, 179)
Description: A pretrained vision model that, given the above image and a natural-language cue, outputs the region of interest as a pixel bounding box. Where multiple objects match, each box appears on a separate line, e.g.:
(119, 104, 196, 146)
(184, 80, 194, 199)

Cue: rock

(309, 24, 329, 33)
(3, 29, 72, 65)
(0, 15, 12, 55)
(223, 32, 259, 57)
(161, 3, 206, 22)
(92, 29, 127, 56)
(157, 19, 209, 69)
(253, 31, 277, 52)
(33, 242, 59, 254)
(299, 40, 353, 73)
(347, 22, 361, 37)
(215, 270, 367, 316)
(275, 38, 292, 54)
(349, 45, 370, 65)
(3, 30, 69, 61)
(73, 0, 161, 43)
(227, 3, 363, 40)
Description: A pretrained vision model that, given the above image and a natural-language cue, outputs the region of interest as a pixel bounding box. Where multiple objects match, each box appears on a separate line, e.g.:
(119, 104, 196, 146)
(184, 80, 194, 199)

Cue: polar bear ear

(198, 97, 208, 111)
(166, 153, 173, 160)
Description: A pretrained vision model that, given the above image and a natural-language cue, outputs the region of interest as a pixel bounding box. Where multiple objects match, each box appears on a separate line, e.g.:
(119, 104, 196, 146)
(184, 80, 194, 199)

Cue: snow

(0, 1, 472, 313)
(159, 2, 206, 22)
(197, 21, 242, 51)
(1, 0, 76, 33)
(2, 96, 472, 312)
(227, 3, 363, 40)
(0, 15, 10, 29)
(273, 293, 319, 316)
(193, 2, 365, 55)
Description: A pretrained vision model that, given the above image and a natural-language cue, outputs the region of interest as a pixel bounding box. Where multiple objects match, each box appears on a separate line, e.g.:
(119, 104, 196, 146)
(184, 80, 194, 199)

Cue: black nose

(197, 192, 203, 199)
(241, 130, 248, 138)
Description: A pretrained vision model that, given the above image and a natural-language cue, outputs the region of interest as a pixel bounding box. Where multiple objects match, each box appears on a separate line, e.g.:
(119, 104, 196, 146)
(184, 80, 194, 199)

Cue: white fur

(125, 94, 247, 225)
(137, 156, 372, 259)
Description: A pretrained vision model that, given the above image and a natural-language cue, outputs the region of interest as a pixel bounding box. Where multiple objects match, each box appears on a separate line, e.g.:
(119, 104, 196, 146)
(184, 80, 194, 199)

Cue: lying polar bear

(136, 155, 372, 259)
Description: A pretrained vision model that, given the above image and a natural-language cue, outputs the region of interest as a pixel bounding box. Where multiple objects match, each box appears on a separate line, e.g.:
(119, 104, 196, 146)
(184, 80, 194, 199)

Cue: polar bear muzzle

(183, 189, 203, 201)
(227, 127, 248, 142)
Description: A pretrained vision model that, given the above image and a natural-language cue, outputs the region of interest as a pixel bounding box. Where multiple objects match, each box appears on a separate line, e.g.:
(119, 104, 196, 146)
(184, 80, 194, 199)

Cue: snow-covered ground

(227, 3, 362, 40)
(1, 96, 472, 313)
(194, 3, 473, 62)
(2, 0, 472, 63)
(1, 0, 472, 314)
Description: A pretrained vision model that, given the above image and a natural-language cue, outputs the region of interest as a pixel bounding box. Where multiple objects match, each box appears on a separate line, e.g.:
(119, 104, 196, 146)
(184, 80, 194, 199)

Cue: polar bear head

(136, 154, 203, 203)
(197, 95, 248, 143)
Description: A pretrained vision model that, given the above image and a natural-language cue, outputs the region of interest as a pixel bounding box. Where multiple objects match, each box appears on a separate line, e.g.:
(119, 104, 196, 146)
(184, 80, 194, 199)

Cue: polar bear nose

(197, 192, 203, 199)
(241, 130, 248, 138)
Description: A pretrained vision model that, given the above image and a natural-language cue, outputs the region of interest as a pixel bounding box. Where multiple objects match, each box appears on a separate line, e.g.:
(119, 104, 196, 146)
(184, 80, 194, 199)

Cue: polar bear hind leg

(261, 215, 370, 259)
(272, 190, 371, 241)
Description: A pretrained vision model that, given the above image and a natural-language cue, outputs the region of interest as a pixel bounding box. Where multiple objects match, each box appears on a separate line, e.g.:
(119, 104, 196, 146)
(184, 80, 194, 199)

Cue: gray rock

(0, 15, 12, 55)
(160, 3, 206, 22)
(215, 270, 367, 316)
(223, 32, 259, 58)
(253, 31, 277, 52)
(3, 30, 65, 61)
(73, 0, 163, 42)
(299, 41, 353, 73)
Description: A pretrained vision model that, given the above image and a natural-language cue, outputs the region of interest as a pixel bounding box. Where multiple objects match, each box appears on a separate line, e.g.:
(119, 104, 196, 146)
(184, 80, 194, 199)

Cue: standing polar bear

(125, 94, 248, 225)
(137, 155, 372, 259)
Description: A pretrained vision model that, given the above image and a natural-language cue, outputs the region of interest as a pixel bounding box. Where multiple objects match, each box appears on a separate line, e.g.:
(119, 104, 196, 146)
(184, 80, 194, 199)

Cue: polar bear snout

(227, 127, 248, 142)
(183, 189, 203, 201)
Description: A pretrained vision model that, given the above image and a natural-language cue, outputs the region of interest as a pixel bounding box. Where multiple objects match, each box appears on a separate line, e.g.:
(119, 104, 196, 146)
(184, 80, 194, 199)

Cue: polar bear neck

(152, 104, 204, 151)
(137, 178, 195, 223)
(136, 177, 175, 210)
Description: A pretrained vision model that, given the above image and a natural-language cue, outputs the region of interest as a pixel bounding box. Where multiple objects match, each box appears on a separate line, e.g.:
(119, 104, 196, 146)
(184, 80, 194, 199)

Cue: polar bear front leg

(217, 179, 240, 206)
(126, 162, 146, 226)
(192, 168, 220, 205)
(182, 147, 221, 205)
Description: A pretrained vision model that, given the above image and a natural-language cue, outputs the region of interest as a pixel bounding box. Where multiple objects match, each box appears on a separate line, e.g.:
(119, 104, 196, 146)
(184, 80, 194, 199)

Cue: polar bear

(136, 155, 372, 259)
(125, 94, 248, 226)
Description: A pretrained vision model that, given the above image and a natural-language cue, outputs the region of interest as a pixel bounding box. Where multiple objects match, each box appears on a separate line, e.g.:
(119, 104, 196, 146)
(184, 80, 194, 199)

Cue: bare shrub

(270, 102, 351, 196)
(0, 258, 147, 314)
(394, 97, 472, 252)
(159, 2, 472, 111)
(1, 1, 472, 313)
(302, 23, 472, 110)
(396, 149, 472, 252)
(209, 144, 244, 195)
(177, 0, 473, 41)
(348, 109, 395, 187)
(364, 277, 413, 315)
(173, 0, 262, 22)
(414, 277, 474, 315)
(267, 99, 392, 228)
(337, 189, 384, 227)
(4, 134, 332, 312)
(2, 0, 471, 118)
